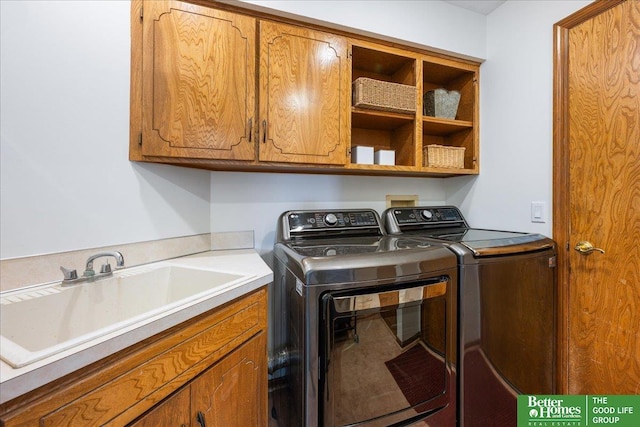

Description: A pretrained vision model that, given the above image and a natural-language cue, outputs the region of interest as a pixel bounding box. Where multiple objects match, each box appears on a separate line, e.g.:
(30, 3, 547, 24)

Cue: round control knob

(324, 213, 338, 226)
(421, 210, 433, 220)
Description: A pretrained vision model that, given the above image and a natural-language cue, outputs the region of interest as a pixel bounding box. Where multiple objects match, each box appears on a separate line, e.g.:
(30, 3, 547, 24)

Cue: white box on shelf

(374, 150, 395, 165)
(352, 146, 374, 164)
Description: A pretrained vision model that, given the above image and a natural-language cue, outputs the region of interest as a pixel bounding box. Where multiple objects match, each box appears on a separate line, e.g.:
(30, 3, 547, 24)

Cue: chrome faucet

(83, 251, 125, 277)
(60, 251, 125, 285)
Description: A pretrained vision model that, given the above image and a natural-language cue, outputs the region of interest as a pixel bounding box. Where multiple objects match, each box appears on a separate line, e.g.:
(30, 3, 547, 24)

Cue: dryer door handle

(330, 279, 448, 313)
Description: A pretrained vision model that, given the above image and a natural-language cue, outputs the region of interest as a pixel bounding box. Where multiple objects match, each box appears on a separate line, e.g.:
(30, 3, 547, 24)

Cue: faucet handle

(60, 266, 78, 281)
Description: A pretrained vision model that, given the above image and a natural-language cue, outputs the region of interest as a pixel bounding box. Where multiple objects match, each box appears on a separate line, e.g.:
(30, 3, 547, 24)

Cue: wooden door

(259, 21, 349, 165)
(553, 0, 640, 394)
(129, 387, 191, 427)
(191, 332, 267, 427)
(140, 0, 255, 160)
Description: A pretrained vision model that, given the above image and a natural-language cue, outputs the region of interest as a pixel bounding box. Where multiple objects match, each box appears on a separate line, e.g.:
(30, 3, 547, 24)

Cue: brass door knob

(574, 241, 605, 255)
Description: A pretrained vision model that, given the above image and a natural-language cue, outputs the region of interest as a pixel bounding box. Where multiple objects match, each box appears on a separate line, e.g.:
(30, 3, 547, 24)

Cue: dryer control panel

(383, 206, 467, 234)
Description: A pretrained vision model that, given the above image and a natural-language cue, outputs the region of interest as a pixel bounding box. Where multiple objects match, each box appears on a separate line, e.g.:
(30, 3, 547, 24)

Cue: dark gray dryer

(383, 206, 557, 427)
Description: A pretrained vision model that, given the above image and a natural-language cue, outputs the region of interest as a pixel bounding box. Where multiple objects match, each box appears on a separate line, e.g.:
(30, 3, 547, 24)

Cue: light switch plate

(531, 201, 546, 223)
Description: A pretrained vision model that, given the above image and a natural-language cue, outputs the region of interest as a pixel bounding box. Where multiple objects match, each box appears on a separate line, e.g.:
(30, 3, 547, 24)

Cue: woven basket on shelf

(424, 145, 465, 168)
(352, 77, 416, 114)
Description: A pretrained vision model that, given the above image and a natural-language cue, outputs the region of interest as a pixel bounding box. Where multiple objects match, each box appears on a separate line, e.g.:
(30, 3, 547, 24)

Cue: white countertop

(0, 249, 273, 404)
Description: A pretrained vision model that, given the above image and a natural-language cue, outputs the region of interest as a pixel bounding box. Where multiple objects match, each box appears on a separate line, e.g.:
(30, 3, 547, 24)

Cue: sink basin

(0, 265, 248, 368)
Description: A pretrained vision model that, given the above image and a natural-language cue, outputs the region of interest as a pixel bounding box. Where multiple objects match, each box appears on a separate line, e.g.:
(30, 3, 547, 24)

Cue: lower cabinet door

(191, 332, 267, 427)
(129, 387, 191, 427)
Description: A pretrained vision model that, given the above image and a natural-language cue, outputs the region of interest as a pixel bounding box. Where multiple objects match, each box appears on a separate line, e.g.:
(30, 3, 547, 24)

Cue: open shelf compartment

(350, 43, 419, 167)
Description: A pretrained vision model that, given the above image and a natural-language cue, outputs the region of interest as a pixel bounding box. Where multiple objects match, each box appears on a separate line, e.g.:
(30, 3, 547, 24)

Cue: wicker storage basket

(352, 77, 416, 114)
(424, 145, 465, 168)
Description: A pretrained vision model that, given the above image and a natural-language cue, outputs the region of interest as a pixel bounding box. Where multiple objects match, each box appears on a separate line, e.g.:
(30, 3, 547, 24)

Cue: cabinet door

(259, 21, 349, 165)
(141, 0, 256, 160)
(191, 332, 266, 427)
(129, 387, 191, 427)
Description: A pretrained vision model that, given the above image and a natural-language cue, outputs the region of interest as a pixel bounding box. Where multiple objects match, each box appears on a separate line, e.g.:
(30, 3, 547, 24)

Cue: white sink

(0, 265, 248, 368)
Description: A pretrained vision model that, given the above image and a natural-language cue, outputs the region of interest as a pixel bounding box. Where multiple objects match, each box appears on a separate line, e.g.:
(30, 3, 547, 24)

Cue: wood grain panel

(259, 20, 348, 165)
(566, 0, 640, 394)
(43, 300, 260, 425)
(130, 0, 481, 177)
(128, 387, 190, 427)
(350, 42, 418, 83)
(553, 0, 625, 394)
(129, 0, 144, 161)
(141, 0, 255, 160)
(392, 122, 416, 166)
(191, 331, 266, 427)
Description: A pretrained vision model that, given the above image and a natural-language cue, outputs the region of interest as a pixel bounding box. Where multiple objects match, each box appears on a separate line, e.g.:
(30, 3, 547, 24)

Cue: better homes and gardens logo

(520, 395, 583, 425)
(518, 395, 640, 427)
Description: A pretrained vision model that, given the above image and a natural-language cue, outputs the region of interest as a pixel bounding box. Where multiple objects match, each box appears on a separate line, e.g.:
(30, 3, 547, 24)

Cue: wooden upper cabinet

(130, 0, 480, 176)
(140, 0, 256, 160)
(258, 21, 349, 165)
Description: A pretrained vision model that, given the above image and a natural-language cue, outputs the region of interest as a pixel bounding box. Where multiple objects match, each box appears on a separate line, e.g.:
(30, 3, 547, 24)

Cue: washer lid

(433, 229, 554, 256)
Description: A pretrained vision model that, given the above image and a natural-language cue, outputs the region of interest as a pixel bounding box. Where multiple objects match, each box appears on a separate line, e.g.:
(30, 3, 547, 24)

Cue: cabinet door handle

(196, 411, 206, 427)
(248, 117, 253, 143)
(262, 120, 267, 144)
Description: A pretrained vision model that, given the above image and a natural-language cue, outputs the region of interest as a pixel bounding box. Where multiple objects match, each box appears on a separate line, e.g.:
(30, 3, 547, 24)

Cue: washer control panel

(391, 207, 465, 226)
(287, 210, 379, 231)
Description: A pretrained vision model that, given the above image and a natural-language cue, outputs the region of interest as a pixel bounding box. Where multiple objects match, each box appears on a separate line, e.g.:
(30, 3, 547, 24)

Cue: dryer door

(320, 277, 454, 427)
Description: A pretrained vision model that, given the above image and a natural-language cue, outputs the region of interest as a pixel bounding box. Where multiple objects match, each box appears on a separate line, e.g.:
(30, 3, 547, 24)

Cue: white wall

(211, 172, 448, 260)
(0, 1, 211, 260)
(236, 0, 487, 60)
(446, 0, 592, 235)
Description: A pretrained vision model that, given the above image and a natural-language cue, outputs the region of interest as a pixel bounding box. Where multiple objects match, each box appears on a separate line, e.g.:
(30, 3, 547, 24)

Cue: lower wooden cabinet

(129, 387, 191, 427)
(0, 288, 267, 427)
(130, 332, 266, 427)
(191, 333, 265, 427)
